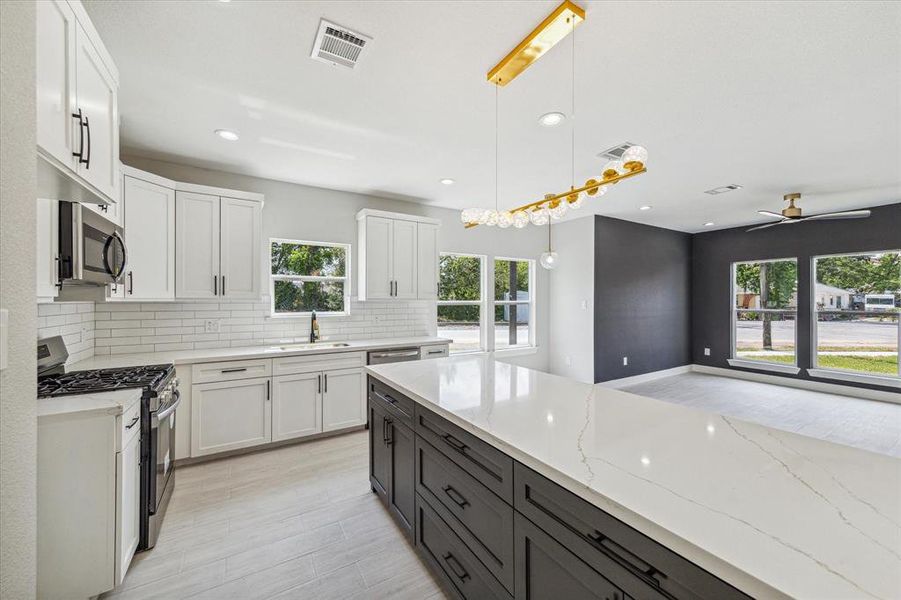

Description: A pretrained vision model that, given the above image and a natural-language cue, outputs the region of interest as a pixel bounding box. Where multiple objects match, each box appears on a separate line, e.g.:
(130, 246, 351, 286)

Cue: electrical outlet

(623, 356, 628, 366)
(704, 347, 711, 356)
(204, 319, 221, 333)
(564, 355, 572, 366)
(580, 299, 588, 310)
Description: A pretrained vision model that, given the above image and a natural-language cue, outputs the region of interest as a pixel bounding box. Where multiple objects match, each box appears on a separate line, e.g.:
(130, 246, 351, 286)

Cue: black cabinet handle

(587, 530, 664, 586)
(318, 374, 321, 394)
(382, 416, 388, 443)
(127, 271, 133, 295)
(83, 115, 91, 169)
(72, 109, 87, 164)
(324, 373, 328, 393)
(442, 433, 467, 453)
(220, 367, 247, 374)
(213, 275, 218, 295)
(266, 380, 270, 400)
(442, 553, 470, 582)
(385, 418, 394, 446)
(222, 275, 226, 296)
(442, 485, 470, 509)
(125, 416, 139, 430)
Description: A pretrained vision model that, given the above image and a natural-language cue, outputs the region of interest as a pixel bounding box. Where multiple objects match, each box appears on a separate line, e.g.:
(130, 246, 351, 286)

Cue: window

(812, 250, 900, 379)
(494, 258, 535, 350)
(270, 239, 350, 316)
(437, 253, 485, 353)
(732, 259, 798, 367)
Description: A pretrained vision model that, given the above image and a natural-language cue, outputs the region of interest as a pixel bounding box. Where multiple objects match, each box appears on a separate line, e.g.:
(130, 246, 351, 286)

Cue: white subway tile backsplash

(38, 302, 95, 365)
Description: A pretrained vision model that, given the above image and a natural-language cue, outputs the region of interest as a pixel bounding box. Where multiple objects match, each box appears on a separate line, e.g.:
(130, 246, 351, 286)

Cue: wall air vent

(310, 19, 372, 69)
(704, 184, 743, 195)
(596, 142, 636, 161)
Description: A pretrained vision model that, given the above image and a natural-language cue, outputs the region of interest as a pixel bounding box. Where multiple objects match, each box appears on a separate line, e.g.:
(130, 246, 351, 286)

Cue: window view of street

(734, 259, 798, 364)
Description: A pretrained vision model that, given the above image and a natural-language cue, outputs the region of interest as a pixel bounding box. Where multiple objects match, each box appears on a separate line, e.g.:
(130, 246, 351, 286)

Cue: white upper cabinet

(37, 0, 120, 205)
(219, 197, 262, 299)
(356, 210, 440, 301)
(37, 198, 60, 301)
(175, 191, 262, 300)
(416, 222, 439, 300)
(122, 175, 175, 300)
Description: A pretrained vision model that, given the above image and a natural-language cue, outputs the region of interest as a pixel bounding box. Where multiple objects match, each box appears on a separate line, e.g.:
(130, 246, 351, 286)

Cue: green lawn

(738, 353, 899, 375)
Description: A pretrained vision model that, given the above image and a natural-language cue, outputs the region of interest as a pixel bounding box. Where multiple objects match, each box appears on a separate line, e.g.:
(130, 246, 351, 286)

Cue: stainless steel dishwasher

(367, 348, 421, 365)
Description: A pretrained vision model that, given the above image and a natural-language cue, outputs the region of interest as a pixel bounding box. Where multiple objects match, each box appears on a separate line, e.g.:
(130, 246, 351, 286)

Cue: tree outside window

(270, 239, 350, 315)
(733, 259, 798, 364)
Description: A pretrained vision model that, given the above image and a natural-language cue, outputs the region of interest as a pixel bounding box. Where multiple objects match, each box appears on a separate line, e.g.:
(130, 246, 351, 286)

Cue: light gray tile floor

(103, 431, 447, 600)
(622, 373, 901, 457)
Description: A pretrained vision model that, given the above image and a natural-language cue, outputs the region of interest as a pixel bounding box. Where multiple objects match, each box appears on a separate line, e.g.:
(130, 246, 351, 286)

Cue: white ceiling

(84, 0, 901, 232)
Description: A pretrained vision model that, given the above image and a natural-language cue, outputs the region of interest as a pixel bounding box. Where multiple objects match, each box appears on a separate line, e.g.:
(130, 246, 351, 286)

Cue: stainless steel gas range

(37, 336, 179, 550)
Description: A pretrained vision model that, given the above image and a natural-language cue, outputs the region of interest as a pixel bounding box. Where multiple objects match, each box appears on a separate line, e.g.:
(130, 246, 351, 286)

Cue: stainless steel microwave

(58, 202, 127, 286)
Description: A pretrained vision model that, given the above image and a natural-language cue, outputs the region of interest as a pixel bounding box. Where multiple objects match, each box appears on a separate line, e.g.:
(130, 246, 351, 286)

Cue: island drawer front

(416, 494, 513, 600)
(514, 463, 751, 600)
(416, 437, 515, 593)
(192, 359, 272, 384)
(369, 378, 414, 427)
(415, 405, 514, 504)
(273, 351, 365, 376)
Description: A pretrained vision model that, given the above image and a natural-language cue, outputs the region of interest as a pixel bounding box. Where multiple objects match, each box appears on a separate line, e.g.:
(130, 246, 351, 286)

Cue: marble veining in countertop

(37, 388, 142, 419)
(365, 354, 901, 599)
(70, 336, 451, 370)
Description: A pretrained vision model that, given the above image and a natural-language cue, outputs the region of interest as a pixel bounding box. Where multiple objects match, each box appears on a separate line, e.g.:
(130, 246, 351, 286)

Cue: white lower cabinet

(272, 372, 322, 441)
(116, 429, 140, 584)
(191, 377, 272, 457)
(322, 368, 366, 431)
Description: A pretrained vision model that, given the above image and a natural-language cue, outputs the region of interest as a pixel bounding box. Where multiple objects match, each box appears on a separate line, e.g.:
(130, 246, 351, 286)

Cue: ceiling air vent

(704, 184, 743, 195)
(310, 19, 372, 69)
(596, 142, 636, 161)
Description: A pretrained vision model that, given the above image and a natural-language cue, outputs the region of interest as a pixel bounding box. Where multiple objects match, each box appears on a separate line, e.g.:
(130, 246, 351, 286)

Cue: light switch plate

(0, 309, 8, 370)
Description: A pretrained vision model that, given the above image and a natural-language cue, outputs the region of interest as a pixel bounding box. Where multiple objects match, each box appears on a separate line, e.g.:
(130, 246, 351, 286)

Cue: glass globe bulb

(621, 145, 648, 170)
(497, 211, 513, 228)
(549, 201, 568, 220)
(512, 211, 529, 228)
(569, 194, 583, 209)
(529, 207, 549, 226)
(484, 209, 499, 227)
(461, 208, 481, 224)
(596, 184, 609, 196)
(539, 251, 558, 270)
(602, 160, 624, 180)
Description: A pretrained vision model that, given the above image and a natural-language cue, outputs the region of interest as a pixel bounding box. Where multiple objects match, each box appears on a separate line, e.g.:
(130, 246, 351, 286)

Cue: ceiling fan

(746, 193, 871, 232)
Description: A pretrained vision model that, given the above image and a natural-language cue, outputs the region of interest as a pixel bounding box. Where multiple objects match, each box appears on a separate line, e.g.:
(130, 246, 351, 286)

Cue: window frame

(437, 252, 487, 353)
(808, 249, 900, 387)
(269, 238, 351, 318)
(491, 256, 537, 353)
(728, 257, 800, 374)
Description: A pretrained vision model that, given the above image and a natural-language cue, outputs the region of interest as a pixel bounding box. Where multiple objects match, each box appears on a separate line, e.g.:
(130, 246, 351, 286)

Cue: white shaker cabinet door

(37, 198, 60, 301)
(74, 22, 119, 203)
(272, 373, 322, 442)
(219, 196, 262, 299)
(123, 176, 175, 300)
(175, 191, 220, 298)
(191, 378, 272, 456)
(115, 430, 140, 584)
(322, 368, 365, 431)
(392, 219, 418, 299)
(416, 222, 438, 300)
(364, 216, 393, 299)
(36, 0, 77, 169)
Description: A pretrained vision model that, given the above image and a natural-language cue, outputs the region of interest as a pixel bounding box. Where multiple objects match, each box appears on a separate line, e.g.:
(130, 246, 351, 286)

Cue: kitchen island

(365, 354, 901, 599)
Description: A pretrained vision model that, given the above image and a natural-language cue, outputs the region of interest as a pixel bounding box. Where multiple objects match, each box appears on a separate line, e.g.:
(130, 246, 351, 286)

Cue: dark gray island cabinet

(368, 377, 751, 600)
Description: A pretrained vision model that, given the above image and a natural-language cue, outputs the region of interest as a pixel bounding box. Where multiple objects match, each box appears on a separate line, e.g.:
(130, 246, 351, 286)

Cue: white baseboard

(692, 365, 900, 404)
(600, 365, 694, 389)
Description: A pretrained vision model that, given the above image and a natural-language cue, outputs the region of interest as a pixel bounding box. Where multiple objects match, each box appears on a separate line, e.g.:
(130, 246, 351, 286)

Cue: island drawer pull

(442, 485, 470, 508)
(442, 552, 470, 582)
(442, 433, 468, 453)
(220, 367, 247, 374)
(587, 530, 664, 586)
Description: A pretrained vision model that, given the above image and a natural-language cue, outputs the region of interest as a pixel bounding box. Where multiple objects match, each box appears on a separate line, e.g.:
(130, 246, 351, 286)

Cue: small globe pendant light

(539, 221, 558, 270)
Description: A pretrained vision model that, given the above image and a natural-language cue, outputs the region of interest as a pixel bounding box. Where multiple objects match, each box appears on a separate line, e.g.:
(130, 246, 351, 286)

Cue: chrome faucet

(310, 311, 320, 343)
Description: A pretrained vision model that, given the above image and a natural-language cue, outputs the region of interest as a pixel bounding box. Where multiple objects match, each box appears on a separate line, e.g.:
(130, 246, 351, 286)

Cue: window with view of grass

(813, 250, 900, 378)
(437, 253, 485, 353)
(494, 258, 534, 350)
(732, 259, 798, 365)
(270, 239, 350, 316)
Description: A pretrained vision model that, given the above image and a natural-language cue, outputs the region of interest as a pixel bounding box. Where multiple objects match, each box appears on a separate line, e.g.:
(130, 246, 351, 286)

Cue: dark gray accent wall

(594, 216, 692, 383)
(692, 202, 901, 392)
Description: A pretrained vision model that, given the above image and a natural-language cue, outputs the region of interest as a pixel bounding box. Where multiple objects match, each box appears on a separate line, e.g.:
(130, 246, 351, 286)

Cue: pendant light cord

(570, 16, 575, 189)
(495, 82, 499, 212)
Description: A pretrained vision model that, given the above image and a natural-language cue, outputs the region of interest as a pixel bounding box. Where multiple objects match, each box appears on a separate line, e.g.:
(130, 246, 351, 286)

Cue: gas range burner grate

(38, 364, 174, 398)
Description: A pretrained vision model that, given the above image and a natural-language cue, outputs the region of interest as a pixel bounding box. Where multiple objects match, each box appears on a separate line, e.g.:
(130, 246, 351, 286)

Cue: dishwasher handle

(369, 349, 419, 359)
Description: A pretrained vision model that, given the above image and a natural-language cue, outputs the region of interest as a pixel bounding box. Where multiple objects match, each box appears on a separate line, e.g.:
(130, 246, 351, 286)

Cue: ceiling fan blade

(746, 220, 789, 232)
(801, 210, 872, 221)
(757, 210, 785, 219)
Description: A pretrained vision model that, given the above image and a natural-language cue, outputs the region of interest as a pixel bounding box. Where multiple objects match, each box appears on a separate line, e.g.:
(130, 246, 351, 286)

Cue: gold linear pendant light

(463, 0, 648, 229)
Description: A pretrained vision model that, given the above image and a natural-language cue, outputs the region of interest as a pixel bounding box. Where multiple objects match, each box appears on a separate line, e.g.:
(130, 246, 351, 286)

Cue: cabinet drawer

(415, 405, 514, 504)
(191, 358, 271, 384)
(421, 344, 449, 359)
(514, 463, 750, 600)
(416, 494, 512, 600)
(416, 437, 514, 593)
(118, 398, 142, 450)
(273, 351, 365, 376)
(369, 377, 414, 428)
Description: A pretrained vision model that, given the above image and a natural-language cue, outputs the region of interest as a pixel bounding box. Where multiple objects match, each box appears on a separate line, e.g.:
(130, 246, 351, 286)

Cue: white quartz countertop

(37, 388, 142, 419)
(365, 355, 901, 599)
(70, 336, 451, 370)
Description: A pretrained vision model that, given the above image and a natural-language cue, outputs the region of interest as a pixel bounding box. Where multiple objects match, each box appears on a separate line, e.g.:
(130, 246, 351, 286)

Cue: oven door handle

(154, 390, 181, 423)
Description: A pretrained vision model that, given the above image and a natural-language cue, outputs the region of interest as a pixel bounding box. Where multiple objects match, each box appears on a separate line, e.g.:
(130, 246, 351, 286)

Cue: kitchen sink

(267, 342, 351, 351)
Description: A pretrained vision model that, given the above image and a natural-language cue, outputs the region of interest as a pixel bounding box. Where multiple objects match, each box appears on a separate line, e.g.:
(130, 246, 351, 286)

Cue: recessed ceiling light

(639, 205, 652, 211)
(538, 112, 566, 127)
(439, 178, 455, 185)
(214, 129, 239, 141)
(703, 221, 715, 227)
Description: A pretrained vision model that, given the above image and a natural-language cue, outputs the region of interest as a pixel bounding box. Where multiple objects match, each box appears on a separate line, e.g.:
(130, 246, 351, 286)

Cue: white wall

(0, 1, 37, 597)
(121, 155, 550, 371)
(548, 216, 595, 383)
